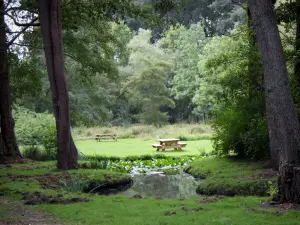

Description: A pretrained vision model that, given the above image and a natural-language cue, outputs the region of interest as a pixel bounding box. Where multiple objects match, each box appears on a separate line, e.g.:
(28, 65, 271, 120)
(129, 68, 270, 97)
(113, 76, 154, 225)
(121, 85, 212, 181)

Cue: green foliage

(8, 54, 42, 103)
(121, 30, 175, 126)
(14, 107, 57, 160)
(267, 180, 278, 198)
(22, 146, 43, 161)
(22, 145, 56, 161)
(159, 23, 206, 119)
(42, 121, 57, 158)
(197, 27, 269, 159)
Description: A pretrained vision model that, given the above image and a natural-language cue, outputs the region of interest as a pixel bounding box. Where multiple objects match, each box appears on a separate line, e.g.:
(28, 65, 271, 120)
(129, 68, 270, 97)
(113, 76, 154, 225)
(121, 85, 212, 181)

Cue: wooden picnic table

(152, 138, 186, 151)
(95, 134, 117, 142)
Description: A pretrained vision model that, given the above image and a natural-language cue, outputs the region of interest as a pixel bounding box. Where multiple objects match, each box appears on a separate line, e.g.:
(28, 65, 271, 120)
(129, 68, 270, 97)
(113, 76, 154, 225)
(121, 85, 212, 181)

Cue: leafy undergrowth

(185, 156, 277, 196)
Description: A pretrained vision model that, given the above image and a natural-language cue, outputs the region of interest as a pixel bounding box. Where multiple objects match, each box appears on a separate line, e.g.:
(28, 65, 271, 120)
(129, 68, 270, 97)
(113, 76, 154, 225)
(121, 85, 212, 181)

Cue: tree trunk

(38, 0, 78, 170)
(295, 2, 300, 94)
(248, 0, 300, 203)
(0, 0, 21, 160)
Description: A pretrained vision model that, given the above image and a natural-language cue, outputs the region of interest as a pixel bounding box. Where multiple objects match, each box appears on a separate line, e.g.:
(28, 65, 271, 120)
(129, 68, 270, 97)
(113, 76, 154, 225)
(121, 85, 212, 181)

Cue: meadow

(73, 123, 213, 157)
(75, 139, 213, 157)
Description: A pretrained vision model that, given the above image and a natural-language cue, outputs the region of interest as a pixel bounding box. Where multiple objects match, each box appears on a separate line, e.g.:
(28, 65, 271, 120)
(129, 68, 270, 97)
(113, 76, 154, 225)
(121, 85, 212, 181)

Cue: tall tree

(295, 1, 300, 95)
(121, 30, 174, 126)
(0, 0, 21, 160)
(38, 0, 77, 170)
(248, 0, 300, 202)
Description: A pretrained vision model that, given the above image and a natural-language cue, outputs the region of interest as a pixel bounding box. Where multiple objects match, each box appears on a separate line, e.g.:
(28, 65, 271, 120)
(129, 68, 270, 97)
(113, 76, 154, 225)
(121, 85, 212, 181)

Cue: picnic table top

(158, 138, 180, 142)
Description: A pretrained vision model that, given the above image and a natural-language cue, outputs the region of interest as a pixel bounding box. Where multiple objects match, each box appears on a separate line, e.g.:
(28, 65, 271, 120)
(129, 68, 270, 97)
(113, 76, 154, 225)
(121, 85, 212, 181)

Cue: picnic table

(152, 138, 187, 151)
(95, 134, 117, 142)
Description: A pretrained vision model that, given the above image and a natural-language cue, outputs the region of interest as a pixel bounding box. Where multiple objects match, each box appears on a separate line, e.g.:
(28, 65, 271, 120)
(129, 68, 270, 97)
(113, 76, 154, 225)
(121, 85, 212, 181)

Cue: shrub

(42, 121, 57, 159)
(14, 106, 57, 160)
(22, 145, 56, 161)
(212, 105, 269, 159)
(23, 146, 43, 161)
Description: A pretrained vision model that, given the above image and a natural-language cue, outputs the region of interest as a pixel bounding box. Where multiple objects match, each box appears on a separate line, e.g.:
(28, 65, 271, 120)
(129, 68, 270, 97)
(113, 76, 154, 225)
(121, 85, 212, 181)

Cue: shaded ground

(0, 198, 62, 225)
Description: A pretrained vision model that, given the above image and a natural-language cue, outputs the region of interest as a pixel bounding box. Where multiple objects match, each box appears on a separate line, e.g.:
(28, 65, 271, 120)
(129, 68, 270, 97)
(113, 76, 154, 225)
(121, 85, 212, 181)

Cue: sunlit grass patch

(75, 138, 213, 157)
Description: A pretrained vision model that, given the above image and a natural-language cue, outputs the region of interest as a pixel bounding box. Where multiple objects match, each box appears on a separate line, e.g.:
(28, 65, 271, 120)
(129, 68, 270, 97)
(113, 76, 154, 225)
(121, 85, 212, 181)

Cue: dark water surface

(121, 172, 200, 198)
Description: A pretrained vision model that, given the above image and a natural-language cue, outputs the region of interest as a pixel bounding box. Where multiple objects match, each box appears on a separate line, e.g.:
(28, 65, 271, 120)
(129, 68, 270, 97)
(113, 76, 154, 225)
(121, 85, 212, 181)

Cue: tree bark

(38, 0, 78, 170)
(295, 2, 300, 92)
(248, 0, 300, 203)
(0, 0, 21, 160)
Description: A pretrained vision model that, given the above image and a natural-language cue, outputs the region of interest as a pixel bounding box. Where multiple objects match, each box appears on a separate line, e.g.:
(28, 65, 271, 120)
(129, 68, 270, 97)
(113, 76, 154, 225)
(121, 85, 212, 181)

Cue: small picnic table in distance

(152, 138, 187, 151)
(95, 134, 117, 142)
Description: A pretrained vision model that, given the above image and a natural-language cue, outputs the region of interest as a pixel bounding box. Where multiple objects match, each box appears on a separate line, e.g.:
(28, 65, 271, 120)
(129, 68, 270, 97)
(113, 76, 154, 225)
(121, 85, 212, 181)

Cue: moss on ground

(185, 156, 277, 196)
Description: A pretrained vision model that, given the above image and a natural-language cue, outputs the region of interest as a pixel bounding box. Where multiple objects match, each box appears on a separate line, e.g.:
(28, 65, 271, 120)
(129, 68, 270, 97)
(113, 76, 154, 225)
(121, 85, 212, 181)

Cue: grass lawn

(75, 138, 213, 157)
(38, 195, 300, 225)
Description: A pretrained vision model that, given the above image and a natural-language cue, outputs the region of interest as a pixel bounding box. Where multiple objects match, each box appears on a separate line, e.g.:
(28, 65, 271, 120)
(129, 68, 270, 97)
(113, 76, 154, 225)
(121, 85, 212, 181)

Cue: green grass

(185, 157, 276, 196)
(39, 195, 300, 225)
(75, 139, 213, 157)
(1, 158, 299, 225)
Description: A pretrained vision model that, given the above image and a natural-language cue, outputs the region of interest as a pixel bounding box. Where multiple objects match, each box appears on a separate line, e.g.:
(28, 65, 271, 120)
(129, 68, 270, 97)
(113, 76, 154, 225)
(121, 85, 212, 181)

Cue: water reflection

(122, 172, 200, 199)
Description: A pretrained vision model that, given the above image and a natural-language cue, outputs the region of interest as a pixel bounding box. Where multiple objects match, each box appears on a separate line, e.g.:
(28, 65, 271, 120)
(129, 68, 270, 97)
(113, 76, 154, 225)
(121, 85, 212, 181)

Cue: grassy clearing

(72, 123, 213, 140)
(185, 157, 277, 196)
(75, 139, 213, 157)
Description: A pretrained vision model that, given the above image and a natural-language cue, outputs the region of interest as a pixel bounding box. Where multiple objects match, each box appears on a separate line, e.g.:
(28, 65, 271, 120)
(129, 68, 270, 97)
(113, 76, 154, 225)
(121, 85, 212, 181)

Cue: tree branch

(7, 17, 39, 47)
(5, 13, 39, 27)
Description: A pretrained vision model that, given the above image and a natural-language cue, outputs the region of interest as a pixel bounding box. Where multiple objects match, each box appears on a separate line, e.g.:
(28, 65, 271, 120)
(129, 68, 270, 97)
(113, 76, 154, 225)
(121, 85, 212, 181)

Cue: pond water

(121, 172, 201, 199)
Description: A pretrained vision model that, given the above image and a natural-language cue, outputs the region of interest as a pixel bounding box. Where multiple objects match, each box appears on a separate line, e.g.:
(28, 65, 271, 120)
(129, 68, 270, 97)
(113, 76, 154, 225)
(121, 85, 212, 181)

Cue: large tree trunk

(248, 0, 300, 203)
(295, 2, 300, 94)
(0, 0, 21, 160)
(38, 0, 78, 170)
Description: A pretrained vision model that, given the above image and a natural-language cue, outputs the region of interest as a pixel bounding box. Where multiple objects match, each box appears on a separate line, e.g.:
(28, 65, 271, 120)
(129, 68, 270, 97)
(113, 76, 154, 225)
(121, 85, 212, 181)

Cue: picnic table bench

(95, 134, 118, 142)
(152, 138, 187, 151)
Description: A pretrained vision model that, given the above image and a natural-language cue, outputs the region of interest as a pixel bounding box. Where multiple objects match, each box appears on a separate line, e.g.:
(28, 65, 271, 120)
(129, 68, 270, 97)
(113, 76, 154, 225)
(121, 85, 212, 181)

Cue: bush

(212, 104, 269, 159)
(22, 145, 56, 161)
(23, 146, 43, 161)
(42, 121, 57, 159)
(14, 106, 57, 160)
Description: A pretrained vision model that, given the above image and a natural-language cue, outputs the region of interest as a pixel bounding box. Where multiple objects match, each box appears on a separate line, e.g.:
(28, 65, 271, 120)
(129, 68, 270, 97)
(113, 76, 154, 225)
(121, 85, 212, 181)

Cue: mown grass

(72, 123, 213, 140)
(185, 157, 277, 196)
(75, 139, 213, 157)
(39, 195, 300, 225)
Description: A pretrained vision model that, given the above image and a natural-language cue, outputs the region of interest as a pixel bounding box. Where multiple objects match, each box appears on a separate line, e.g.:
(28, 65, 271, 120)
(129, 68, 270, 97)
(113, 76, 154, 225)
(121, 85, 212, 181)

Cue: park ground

(1, 125, 300, 224)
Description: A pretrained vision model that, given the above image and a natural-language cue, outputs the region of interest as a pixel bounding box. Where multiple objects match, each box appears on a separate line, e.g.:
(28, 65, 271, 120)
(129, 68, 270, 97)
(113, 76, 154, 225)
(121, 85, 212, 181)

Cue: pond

(120, 171, 201, 199)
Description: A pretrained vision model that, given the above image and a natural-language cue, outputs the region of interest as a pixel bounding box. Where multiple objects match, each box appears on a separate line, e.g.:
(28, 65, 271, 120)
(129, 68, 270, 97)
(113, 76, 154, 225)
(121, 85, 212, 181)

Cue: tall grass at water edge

(72, 123, 213, 140)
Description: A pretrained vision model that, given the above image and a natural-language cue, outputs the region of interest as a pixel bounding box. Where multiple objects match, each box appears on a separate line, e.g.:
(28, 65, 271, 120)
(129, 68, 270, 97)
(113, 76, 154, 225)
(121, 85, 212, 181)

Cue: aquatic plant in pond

(81, 155, 216, 174)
